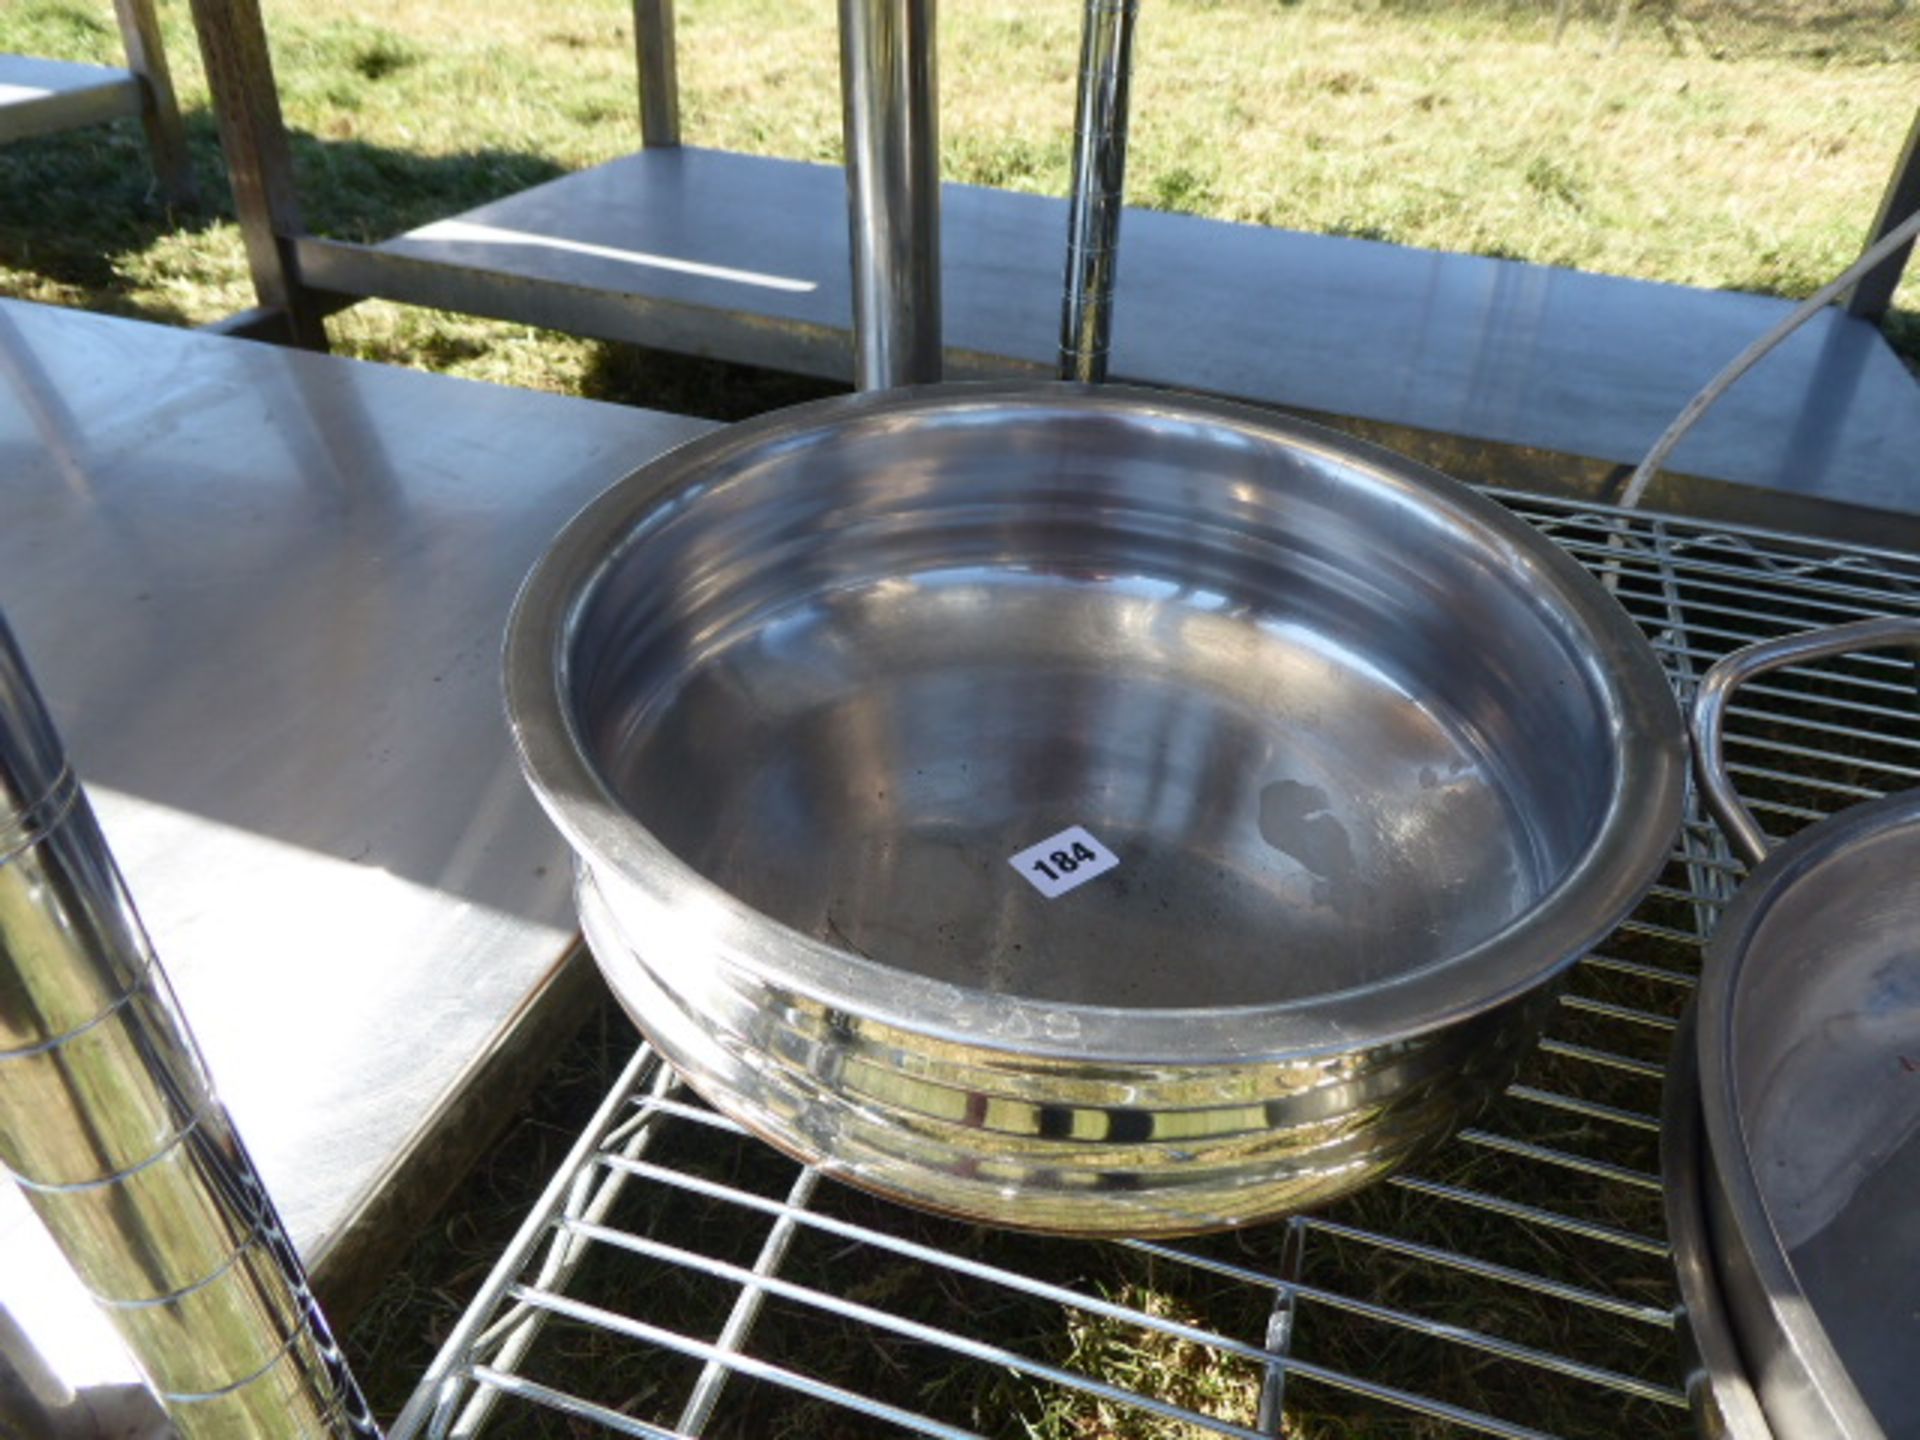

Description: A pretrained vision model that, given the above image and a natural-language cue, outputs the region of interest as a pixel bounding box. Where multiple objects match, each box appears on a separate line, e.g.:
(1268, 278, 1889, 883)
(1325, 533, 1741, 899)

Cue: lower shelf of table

(292, 145, 1920, 528)
(0, 55, 141, 144)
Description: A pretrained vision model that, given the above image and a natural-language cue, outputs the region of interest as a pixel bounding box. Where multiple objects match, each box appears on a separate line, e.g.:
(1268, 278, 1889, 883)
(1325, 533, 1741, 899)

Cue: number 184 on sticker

(1009, 825, 1120, 899)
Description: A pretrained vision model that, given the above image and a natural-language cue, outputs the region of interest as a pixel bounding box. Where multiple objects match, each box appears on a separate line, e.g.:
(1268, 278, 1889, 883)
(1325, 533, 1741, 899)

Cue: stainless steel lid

(1682, 619, 1920, 1440)
(1696, 793, 1920, 1440)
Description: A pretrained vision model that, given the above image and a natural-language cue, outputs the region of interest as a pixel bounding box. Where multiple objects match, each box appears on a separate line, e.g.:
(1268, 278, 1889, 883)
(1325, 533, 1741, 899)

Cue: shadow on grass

(288, 129, 566, 242)
(0, 103, 568, 319)
(579, 342, 849, 424)
(1381, 0, 1916, 61)
(0, 111, 225, 327)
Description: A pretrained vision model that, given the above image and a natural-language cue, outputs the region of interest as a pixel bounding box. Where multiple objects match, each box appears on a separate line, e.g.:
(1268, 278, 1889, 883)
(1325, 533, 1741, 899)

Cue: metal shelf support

(0, 615, 374, 1437)
(1845, 105, 1920, 324)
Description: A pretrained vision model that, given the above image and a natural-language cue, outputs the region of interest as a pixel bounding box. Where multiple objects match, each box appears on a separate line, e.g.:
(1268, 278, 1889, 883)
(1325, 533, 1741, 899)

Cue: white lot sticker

(1009, 825, 1120, 899)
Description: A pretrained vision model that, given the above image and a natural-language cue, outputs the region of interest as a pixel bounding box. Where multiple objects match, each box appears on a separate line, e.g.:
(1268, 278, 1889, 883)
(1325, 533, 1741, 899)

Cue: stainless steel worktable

(0, 299, 712, 1392)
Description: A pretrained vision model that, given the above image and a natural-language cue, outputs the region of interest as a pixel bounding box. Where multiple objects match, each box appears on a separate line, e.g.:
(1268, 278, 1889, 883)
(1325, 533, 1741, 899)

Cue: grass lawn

(1, 0, 1916, 402)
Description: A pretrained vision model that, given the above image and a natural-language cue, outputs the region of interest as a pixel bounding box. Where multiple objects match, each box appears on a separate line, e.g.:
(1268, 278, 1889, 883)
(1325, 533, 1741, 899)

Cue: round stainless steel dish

(1670, 619, 1920, 1440)
(507, 384, 1685, 1234)
(1662, 1009, 1776, 1440)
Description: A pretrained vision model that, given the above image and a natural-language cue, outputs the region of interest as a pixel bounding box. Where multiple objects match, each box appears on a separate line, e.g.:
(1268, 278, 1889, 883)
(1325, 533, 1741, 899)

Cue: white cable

(1618, 204, 1920, 510)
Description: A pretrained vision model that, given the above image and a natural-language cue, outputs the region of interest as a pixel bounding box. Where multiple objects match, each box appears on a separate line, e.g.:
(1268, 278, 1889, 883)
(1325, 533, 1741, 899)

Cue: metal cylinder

(837, 0, 942, 390)
(0, 615, 376, 1439)
(1059, 0, 1139, 383)
(633, 0, 680, 148)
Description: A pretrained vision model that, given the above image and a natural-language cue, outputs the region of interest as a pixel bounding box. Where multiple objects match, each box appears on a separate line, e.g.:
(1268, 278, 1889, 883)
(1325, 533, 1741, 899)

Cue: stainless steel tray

(391, 490, 1920, 1440)
(1677, 621, 1920, 1440)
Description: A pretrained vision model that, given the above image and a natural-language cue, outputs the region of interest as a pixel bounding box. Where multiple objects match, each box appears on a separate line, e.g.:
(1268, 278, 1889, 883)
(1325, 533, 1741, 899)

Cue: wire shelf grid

(391, 491, 1920, 1440)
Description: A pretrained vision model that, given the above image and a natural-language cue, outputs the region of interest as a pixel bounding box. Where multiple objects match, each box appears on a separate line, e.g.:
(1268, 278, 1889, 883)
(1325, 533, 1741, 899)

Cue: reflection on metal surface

(406, 219, 818, 292)
(0, 617, 375, 1437)
(1059, 0, 1138, 382)
(837, 0, 941, 389)
(0, 298, 716, 1391)
(0, 80, 59, 104)
(1662, 1013, 1775, 1440)
(506, 385, 1684, 1234)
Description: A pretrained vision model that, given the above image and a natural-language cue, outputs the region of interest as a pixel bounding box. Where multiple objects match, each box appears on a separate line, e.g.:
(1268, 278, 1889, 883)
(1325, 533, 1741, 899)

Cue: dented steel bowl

(506, 384, 1684, 1234)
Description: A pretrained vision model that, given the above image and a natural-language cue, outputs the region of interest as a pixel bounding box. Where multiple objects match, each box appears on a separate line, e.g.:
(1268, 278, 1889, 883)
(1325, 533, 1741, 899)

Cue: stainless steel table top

(0, 299, 711, 1388)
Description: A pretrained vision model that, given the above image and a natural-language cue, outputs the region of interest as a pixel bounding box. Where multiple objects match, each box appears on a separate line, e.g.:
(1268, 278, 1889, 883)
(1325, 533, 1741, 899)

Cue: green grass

(1, 0, 1916, 398)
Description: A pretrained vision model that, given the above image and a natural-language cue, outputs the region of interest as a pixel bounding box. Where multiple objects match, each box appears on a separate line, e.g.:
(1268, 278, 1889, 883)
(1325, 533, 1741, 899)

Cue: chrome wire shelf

(391, 493, 1920, 1440)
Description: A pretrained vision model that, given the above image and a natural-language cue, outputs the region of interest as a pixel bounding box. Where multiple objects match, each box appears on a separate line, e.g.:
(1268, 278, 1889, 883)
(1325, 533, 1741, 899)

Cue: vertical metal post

(837, 0, 942, 391)
(1254, 1216, 1307, 1434)
(0, 616, 376, 1439)
(112, 0, 197, 207)
(1059, 0, 1139, 383)
(187, 0, 329, 349)
(1844, 106, 1920, 323)
(632, 0, 681, 148)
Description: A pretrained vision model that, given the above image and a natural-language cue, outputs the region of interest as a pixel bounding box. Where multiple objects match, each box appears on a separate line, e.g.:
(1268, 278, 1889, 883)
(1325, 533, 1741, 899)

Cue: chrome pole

(633, 0, 680, 148)
(1059, 0, 1139, 383)
(837, 0, 942, 390)
(0, 615, 376, 1439)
